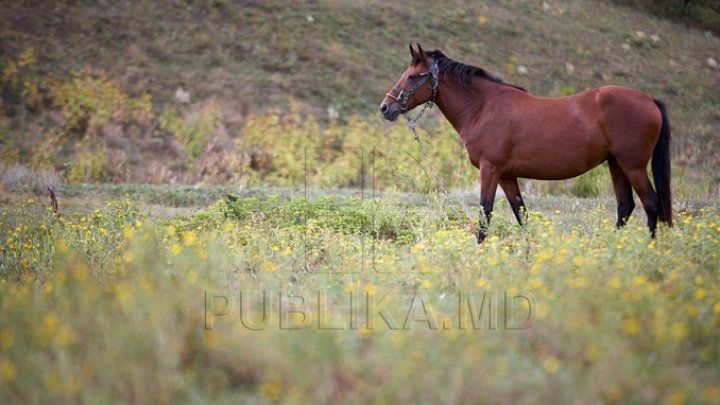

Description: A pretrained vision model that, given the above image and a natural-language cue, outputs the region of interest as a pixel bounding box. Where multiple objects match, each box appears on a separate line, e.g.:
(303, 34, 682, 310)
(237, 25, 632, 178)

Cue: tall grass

(1, 194, 718, 402)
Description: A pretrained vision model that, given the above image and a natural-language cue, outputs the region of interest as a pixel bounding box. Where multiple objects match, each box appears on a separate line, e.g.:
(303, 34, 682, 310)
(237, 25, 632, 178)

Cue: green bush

(50, 68, 153, 139)
(66, 144, 110, 184)
(236, 101, 475, 192)
(159, 101, 223, 167)
(1, 48, 42, 110)
(572, 163, 609, 198)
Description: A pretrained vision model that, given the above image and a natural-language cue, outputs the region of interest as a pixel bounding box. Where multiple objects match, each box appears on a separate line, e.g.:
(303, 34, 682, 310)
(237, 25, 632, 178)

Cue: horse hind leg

(608, 158, 635, 227)
(499, 178, 527, 226)
(621, 166, 659, 237)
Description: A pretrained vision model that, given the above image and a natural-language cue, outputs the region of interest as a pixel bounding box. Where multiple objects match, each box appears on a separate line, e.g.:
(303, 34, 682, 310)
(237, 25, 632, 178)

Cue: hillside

(1, 0, 718, 190)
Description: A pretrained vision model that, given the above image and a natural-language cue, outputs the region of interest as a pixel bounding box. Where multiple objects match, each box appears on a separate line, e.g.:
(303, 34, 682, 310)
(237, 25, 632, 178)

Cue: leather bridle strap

(386, 60, 439, 110)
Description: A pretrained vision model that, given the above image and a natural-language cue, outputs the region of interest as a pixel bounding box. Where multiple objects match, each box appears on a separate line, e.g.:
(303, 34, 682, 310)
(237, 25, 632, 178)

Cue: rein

(398, 61, 445, 189)
(395, 61, 470, 222)
(406, 104, 448, 196)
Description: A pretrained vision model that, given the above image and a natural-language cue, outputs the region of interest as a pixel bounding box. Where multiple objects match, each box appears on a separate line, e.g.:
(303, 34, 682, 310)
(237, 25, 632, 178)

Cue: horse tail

(652, 99, 673, 227)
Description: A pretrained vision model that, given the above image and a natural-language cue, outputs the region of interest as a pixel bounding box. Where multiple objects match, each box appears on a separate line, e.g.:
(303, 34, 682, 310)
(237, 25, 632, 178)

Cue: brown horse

(380, 44, 672, 243)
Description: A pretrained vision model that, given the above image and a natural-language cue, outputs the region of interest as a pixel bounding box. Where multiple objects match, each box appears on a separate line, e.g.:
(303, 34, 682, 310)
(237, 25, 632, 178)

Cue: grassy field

(1, 184, 719, 403)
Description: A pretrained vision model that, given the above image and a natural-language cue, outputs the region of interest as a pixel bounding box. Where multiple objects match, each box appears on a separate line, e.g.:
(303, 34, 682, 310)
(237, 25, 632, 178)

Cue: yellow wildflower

(0, 360, 17, 382)
(170, 243, 182, 255)
(666, 391, 686, 405)
(343, 281, 357, 293)
(621, 317, 640, 336)
(528, 278, 543, 290)
(122, 251, 134, 264)
(475, 278, 490, 290)
(183, 231, 197, 246)
(670, 322, 689, 341)
(701, 387, 720, 403)
(56, 325, 75, 347)
(0, 328, 14, 350)
(542, 356, 560, 374)
(261, 261, 277, 273)
(584, 343, 600, 361)
(566, 277, 589, 289)
(122, 225, 135, 240)
(56, 239, 68, 254)
(261, 380, 282, 400)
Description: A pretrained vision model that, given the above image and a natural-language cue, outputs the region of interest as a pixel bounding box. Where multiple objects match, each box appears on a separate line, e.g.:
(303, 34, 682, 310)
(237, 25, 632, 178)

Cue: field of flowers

(1, 189, 719, 403)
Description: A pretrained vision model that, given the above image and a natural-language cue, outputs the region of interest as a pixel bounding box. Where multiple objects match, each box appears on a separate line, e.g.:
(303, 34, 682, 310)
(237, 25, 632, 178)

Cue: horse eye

(408, 74, 417, 80)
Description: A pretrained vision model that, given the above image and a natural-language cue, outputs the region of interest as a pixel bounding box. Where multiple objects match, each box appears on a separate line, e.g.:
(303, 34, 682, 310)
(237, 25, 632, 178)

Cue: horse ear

(415, 43, 428, 65)
(410, 43, 424, 65)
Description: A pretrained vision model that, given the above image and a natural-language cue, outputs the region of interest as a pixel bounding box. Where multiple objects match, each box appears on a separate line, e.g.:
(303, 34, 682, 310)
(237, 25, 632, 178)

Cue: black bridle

(385, 59, 440, 110)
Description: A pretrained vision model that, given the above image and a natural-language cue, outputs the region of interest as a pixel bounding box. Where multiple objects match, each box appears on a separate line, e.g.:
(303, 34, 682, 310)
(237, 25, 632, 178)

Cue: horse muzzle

(379, 102, 401, 121)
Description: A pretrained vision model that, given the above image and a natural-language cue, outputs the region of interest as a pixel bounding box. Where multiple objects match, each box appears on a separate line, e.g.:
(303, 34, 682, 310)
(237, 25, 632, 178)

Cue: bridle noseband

(385, 60, 439, 110)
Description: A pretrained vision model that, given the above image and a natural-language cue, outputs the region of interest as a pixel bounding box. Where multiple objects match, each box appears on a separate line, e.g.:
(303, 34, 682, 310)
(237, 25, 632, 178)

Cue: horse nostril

(380, 104, 388, 114)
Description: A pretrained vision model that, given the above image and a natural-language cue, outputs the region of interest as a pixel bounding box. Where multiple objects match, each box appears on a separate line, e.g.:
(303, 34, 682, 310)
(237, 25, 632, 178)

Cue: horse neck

(435, 77, 507, 135)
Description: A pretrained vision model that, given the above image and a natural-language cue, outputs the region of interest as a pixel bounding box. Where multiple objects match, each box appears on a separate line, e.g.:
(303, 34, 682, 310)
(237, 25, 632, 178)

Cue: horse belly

(512, 150, 607, 180)
(508, 120, 609, 180)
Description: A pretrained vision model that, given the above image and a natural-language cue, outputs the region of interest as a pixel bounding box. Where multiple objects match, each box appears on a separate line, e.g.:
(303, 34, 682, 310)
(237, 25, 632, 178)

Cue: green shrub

(1, 48, 42, 110)
(159, 101, 223, 167)
(66, 144, 110, 183)
(236, 101, 475, 192)
(572, 163, 609, 198)
(50, 68, 153, 140)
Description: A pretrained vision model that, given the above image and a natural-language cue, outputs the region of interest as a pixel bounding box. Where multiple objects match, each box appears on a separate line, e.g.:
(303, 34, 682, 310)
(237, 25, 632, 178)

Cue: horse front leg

(478, 164, 500, 243)
(499, 177, 527, 226)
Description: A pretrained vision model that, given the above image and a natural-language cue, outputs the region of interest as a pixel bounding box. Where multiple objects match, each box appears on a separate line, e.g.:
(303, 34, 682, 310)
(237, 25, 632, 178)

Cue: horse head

(380, 43, 439, 121)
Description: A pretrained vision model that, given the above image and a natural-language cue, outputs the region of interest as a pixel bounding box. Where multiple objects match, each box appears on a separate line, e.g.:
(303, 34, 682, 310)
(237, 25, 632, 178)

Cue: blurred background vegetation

(0, 0, 718, 197)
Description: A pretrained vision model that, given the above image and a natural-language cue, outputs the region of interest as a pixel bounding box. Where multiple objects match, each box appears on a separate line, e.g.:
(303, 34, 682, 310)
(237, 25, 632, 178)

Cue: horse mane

(423, 50, 527, 92)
